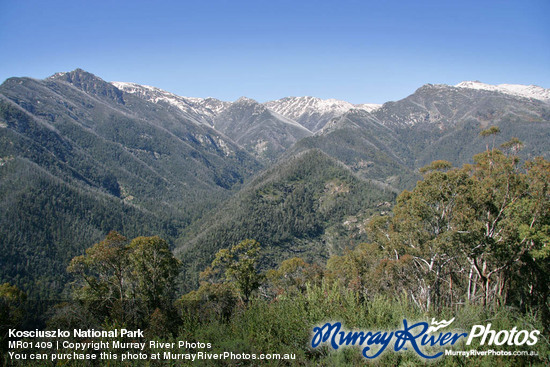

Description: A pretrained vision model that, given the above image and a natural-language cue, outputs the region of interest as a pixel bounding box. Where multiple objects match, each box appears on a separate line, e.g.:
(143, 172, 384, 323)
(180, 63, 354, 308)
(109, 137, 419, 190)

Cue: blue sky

(1, 0, 548, 104)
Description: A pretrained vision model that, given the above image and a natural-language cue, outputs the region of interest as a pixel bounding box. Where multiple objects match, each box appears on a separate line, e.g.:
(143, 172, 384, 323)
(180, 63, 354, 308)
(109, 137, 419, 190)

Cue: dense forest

(0, 71, 262, 299)
(1, 70, 550, 365)
(2, 142, 549, 366)
(2, 69, 550, 303)
(176, 149, 395, 292)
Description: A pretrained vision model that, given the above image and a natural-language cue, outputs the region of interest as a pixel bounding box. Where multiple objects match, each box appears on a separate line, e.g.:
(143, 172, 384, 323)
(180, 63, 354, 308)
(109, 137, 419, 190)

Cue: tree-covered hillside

(176, 149, 395, 291)
(0, 69, 261, 298)
(3, 147, 548, 366)
(2, 69, 550, 303)
(291, 84, 550, 192)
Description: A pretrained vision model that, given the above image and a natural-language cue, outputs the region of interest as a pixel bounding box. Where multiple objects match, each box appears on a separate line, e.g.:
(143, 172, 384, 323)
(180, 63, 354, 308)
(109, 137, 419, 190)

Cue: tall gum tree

(367, 147, 549, 311)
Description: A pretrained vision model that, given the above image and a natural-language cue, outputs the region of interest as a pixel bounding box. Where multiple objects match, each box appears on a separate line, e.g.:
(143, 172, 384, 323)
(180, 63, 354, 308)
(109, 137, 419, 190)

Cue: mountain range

(1, 68, 549, 297)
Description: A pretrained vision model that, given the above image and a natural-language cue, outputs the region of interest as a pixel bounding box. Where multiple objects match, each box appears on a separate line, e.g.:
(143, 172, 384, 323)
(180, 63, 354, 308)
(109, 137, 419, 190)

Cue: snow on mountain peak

(355, 103, 383, 112)
(111, 81, 230, 125)
(264, 96, 381, 132)
(455, 81, 550, 102)
(235, 96, 259, 104)
(265, 96, 380, 117)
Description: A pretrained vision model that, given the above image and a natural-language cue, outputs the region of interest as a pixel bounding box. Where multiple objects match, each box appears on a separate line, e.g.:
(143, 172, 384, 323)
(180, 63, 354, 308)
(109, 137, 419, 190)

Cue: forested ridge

(2, 142, 549, 366)
(1, 69, 549, 365)
(0, 70, 262, 298)
(176, 149, 395, 292)
(1, 69, 549, 301)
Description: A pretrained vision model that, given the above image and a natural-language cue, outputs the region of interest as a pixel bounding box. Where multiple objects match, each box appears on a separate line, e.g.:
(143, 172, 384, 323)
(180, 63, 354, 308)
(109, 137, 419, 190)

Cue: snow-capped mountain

(360, 82, 550, 131)
(5, 68, 550, 302)
(355, 103, 383, 112)
(265, 96, 381, 132)
(111, 82, 384, 132)
(456, 81, 550, 102)
(111, 81, 230, 126)
(214, 97, 312, 162)
(111, 78, 549, 143)
(287, 81, 550, 192)
(110, 83, 313, 161)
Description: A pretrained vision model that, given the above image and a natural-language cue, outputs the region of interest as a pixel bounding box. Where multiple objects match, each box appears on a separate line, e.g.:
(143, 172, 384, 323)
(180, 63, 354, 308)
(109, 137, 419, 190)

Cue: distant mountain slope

(265, 96, 381, 132)
(175, 149, 395, 290)
(213, 97, 313, 162)
(456, 81, 550, 102)
(367, 83, 550, 166)
(111, 81, 230, 126)
(288, 84, 550, 191)
(110, 84, 314, 162)
(368, 83, 550, 130)
(0, 69, 261, 297)
(2, 69, 549, 299)
(2, 69, 262, 209)
(0, 155, 167, 298)
(289, 109, 420, 190)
